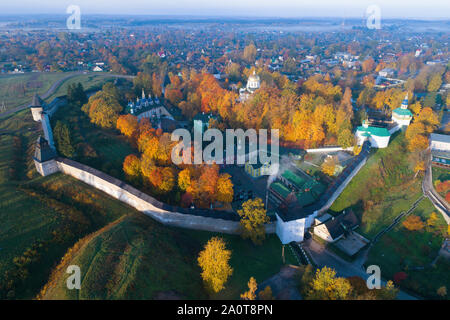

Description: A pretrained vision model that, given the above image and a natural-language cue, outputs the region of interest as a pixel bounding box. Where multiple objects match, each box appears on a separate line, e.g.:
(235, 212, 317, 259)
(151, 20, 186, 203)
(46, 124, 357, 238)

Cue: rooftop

(270, 182, 291, 199)
(281, 170, 305, 189)
(34, 136, 57, 163)
(430, 133, 450, 144)
(356, 125, 391, 137)
(392, 108, 413, 117)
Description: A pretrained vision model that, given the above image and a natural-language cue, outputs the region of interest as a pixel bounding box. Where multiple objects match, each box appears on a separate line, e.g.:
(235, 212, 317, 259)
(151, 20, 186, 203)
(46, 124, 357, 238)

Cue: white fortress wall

(55, 158, 275, 234)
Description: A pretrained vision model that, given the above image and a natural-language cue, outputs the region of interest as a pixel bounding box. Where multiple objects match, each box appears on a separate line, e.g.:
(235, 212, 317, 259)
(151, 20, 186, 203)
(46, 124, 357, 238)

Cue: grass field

(39, 215, 297, 300)
(50, 102, 135, 179)
(327, 132, 449, 298)
(331, 133, 422, 239)
(366, 197, 449, 299)
(0, 73, 70, 110)
(0, 73, 133, 299)
(44, 74, 118, 102)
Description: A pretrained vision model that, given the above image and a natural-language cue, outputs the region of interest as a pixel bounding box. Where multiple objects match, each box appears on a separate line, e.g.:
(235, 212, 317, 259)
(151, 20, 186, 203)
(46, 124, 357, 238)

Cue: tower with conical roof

(30, 93, 44, 121)
(33, 136, 59, 176)
(392, 93, 413, 129)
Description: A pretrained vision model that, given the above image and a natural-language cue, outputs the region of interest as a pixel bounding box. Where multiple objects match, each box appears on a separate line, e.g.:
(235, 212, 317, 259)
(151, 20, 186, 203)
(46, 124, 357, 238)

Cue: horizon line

(0, 13, 449, 21)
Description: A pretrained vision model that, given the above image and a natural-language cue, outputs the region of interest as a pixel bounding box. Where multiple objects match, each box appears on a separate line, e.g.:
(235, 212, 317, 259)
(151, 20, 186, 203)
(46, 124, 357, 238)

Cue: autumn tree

(258, 286, 274, 300)
(238, 198, 270, 245)
(216, 173, 234, 203)
(240, 277, 257, 300)
(427, 73, 442, 92)
(402, 215, 424, 231)
(82, 83, 122, 128)
(116, 114, 138, 138)
(337, 128, 354, 149)
(306, 267, 352, 300)
(375, 280, 399, 300)
(405, 107, 439, 152)
(426, 212, 439, 227)
(123, 154, 141, 183)
(178, 168, 193, 192)
(243, 43, 257, 63)
(133, 72, 152, 96)
(362, 57, 375, 73)
(437, 286, 447, 298)
(321, 156, 338, 176)
(198, 237, 233, 294)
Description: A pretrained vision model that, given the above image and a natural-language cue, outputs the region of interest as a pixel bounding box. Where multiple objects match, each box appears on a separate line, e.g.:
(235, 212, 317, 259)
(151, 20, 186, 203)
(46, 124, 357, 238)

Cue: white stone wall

(35, 159, 60, 176)
(55, 159, 275, 235)
(356, 132, 389, 148)
(275, 213, 306, 244)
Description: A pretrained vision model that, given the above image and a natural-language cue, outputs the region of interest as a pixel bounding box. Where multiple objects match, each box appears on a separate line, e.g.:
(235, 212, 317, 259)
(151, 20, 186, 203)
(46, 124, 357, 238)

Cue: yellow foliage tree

(307, 267, 352, 300)
(198, 237, 233, 294)
(259, 286, 274, 300)
(240, 277, 257, 300)
(321, 156, 338, 176)
(426, 212, 439, 227)
(238, 198, 270, 245)
(116, 114, 138, 137)
(216, 173, 234, 203)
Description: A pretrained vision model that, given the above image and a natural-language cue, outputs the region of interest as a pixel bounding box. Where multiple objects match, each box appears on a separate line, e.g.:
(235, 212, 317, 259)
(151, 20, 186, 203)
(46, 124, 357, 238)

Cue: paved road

(422, 152, 450, 224)
(0, 72, 135, 120)
(303, 238, 419, 300)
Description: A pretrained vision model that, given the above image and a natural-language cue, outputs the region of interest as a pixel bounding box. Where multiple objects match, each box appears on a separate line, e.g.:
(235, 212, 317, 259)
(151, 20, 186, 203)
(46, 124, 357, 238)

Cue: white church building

(239, 70, 261, 102)
(356, 94, 413, 149)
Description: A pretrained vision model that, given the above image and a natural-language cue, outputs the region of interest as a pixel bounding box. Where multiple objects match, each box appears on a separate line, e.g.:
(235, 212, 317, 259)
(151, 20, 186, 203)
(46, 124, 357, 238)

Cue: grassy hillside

(39, 215, 297, 300)
(330, 132, 449, 298)
(0, 85, 132, 299)
(0, 73, 68, 111)
(44, 74, 118, 102)
(39, 213, 207, 300)
(367, 197, 449, 299)
(331, 133, 421, 238)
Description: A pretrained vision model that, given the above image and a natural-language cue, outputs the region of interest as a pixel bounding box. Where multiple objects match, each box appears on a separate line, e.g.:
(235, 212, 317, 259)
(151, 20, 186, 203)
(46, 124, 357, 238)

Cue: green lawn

(184, 230, 298, 300)
(0, 73, 70, 111)
(366, 198, 449, 299)
(44, 74, 117, 103)
(50, 102, 135, 179)
(40, 217, 297, 300)
(0, 91, 133, 299)
(40, 213, 207, 300)
(331, 133, 420, 239)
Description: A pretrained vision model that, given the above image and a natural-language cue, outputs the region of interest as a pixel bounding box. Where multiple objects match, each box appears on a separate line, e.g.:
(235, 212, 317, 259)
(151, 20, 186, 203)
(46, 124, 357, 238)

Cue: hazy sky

(1, 0, 449, 19)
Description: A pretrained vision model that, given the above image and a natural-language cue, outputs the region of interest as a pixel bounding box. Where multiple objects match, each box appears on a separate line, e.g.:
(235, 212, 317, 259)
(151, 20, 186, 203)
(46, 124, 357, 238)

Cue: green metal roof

(270, 182, 291, 199)
(392, 108, 413, 117)
(357, 125, 391, 137)
(281, 170, 305, 188)
(295, 191, 316, 206)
